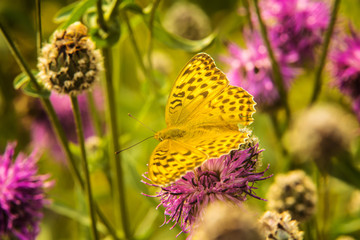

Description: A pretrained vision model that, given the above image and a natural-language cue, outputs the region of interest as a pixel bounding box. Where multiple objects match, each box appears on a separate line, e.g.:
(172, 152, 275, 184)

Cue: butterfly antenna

(128, 113, 157, 133)
(115, 136, 154, 154)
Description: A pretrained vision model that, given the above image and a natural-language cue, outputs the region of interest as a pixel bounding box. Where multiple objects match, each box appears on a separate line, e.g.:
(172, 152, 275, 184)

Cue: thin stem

(147, 0, 161, 78)
(123, 11, 148, 78)
(310, 0, 341, 105)
(241, 0, 253, 30)
(108, 0, 123, 21)
(253, 0, 290, 119)
(71, 96, 99, 240)
(0, 24, 119, 239)
(86, 91, 103, 136)
(103, 47, 130, 239)
(96, 0, 108, 31)
(35, 0, 42, 56)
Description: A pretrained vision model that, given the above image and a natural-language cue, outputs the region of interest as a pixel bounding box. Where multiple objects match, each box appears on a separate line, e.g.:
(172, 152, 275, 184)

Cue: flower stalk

(310, 0, 341, 105)
(71, 96, 99, 240)
(253, 0, 290, 119)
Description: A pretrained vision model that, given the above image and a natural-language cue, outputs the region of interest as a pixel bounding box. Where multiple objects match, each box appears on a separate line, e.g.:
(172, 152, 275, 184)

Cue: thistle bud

(38, 22, 102, 96)
(259, 211, 304, 240)
(267, 170, 317, 222)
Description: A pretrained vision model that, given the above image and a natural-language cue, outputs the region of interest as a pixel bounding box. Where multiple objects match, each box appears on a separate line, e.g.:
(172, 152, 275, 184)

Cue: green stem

(147, 0, 161, 77)
(96, 0, 108, 31)
(103, 47, 130, 239)
(253, 0, 290, 119)
(123, 12, 148, 78)
(269, 113, 288, 157)
(71, 96, 99, 240)
(35, 0, 42, 56)
(107, 0, 123, 21)
(0, 24, 119, 239)
(86, 91, 103, 137)
(241, 0, 253, 30)
(309, 0, 341, 105)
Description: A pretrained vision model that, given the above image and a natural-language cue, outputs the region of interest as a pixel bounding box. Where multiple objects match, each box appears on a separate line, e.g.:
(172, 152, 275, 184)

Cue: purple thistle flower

(222, 32, 297, 110)
(31, 90, 103, 161)
(261, 0, 330, 65)
(0, 142, 53, 240)
(143, 144, 270, 236)
(330, 31, 360, 121)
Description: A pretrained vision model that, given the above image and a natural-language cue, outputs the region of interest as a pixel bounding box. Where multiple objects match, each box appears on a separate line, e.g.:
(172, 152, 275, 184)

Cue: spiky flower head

(191, 201, 265, 240)
(267, 170, 316, 222)
(260, 0, 330, 65)
(330, 31, 360, 121)
(163, 2, 211, 40)
(286, 104, 358, 163)
(259, 211, 304, 240)
(38, 22, 102, 96)
(143, 144, 270, 235)
(0, 143, 53, 240)
(222, 32, 296, 110)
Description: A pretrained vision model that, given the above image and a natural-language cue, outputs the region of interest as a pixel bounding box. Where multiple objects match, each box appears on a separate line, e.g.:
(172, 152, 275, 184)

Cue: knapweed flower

(163, 2, 211, 40)
(143, 144, 270, 235)
(222, 32, 297, 110)
(267, 170, 316, 222)
(260, 0, 330, 65)
(191, 201, 264, 240)
(260, 211, 304, 240)
(0, 142, 53, 240)
(330, 31, 360, 121)
(286, 104, 358, 163)
(31, 90, 103, 161)
(38, 22, 102, 96)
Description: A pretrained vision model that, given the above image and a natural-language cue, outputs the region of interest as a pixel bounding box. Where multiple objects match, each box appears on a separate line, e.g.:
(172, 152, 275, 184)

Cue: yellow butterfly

(149, 53, 256, 185)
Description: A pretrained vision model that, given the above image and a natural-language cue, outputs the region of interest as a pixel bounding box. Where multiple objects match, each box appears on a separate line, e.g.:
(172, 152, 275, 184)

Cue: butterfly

(148, 53, 256, 185)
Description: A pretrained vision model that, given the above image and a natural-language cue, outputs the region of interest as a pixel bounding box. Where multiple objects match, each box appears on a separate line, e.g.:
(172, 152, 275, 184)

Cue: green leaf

(13, 71, 36, 89)
(22, 81, 51, 98)
(54, 0, 97, 29)
(53, 1, 79, 23)
(142, 13, 216, 52)
(47, 202, 107, 234)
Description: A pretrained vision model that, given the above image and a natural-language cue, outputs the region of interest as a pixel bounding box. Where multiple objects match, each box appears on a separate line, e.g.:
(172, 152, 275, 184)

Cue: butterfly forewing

(165, 53, 228, 126)
(149, 139, 207, 185)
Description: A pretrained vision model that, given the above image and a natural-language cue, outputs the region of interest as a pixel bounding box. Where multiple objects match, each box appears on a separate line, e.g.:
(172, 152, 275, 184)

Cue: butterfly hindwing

(149, 139, 207, 185)
(165, 53, 228, 126)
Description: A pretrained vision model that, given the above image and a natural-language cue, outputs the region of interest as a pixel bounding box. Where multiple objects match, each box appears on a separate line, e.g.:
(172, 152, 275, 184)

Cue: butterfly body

(148, 53, 256, 186)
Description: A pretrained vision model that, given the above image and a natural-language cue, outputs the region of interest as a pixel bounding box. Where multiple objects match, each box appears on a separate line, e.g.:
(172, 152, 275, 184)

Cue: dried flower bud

(259, 211, 304, 240)
(267, 170, 317, 222)
(38, 22, 102, 96)
(191, 201, 264, 240)
(163, 2, 211, 40)
(286, 104, 358, 163)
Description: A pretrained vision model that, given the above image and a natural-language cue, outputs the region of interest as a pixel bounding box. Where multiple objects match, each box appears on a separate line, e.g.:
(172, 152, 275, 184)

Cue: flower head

(192, 201, 265, 240)
(259, 211, 304, 240)
(38, 22, 102, 96)
(163, 2, 211, 40)
(261, 0, 330, 65)
(267, 170, 316, 222)
(222, 32, 296, 110)
(330, 31, 360, 120)
(286, 104, 358, 163)
(143, 144, 270, 235)
(0, 143, 53, 240)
